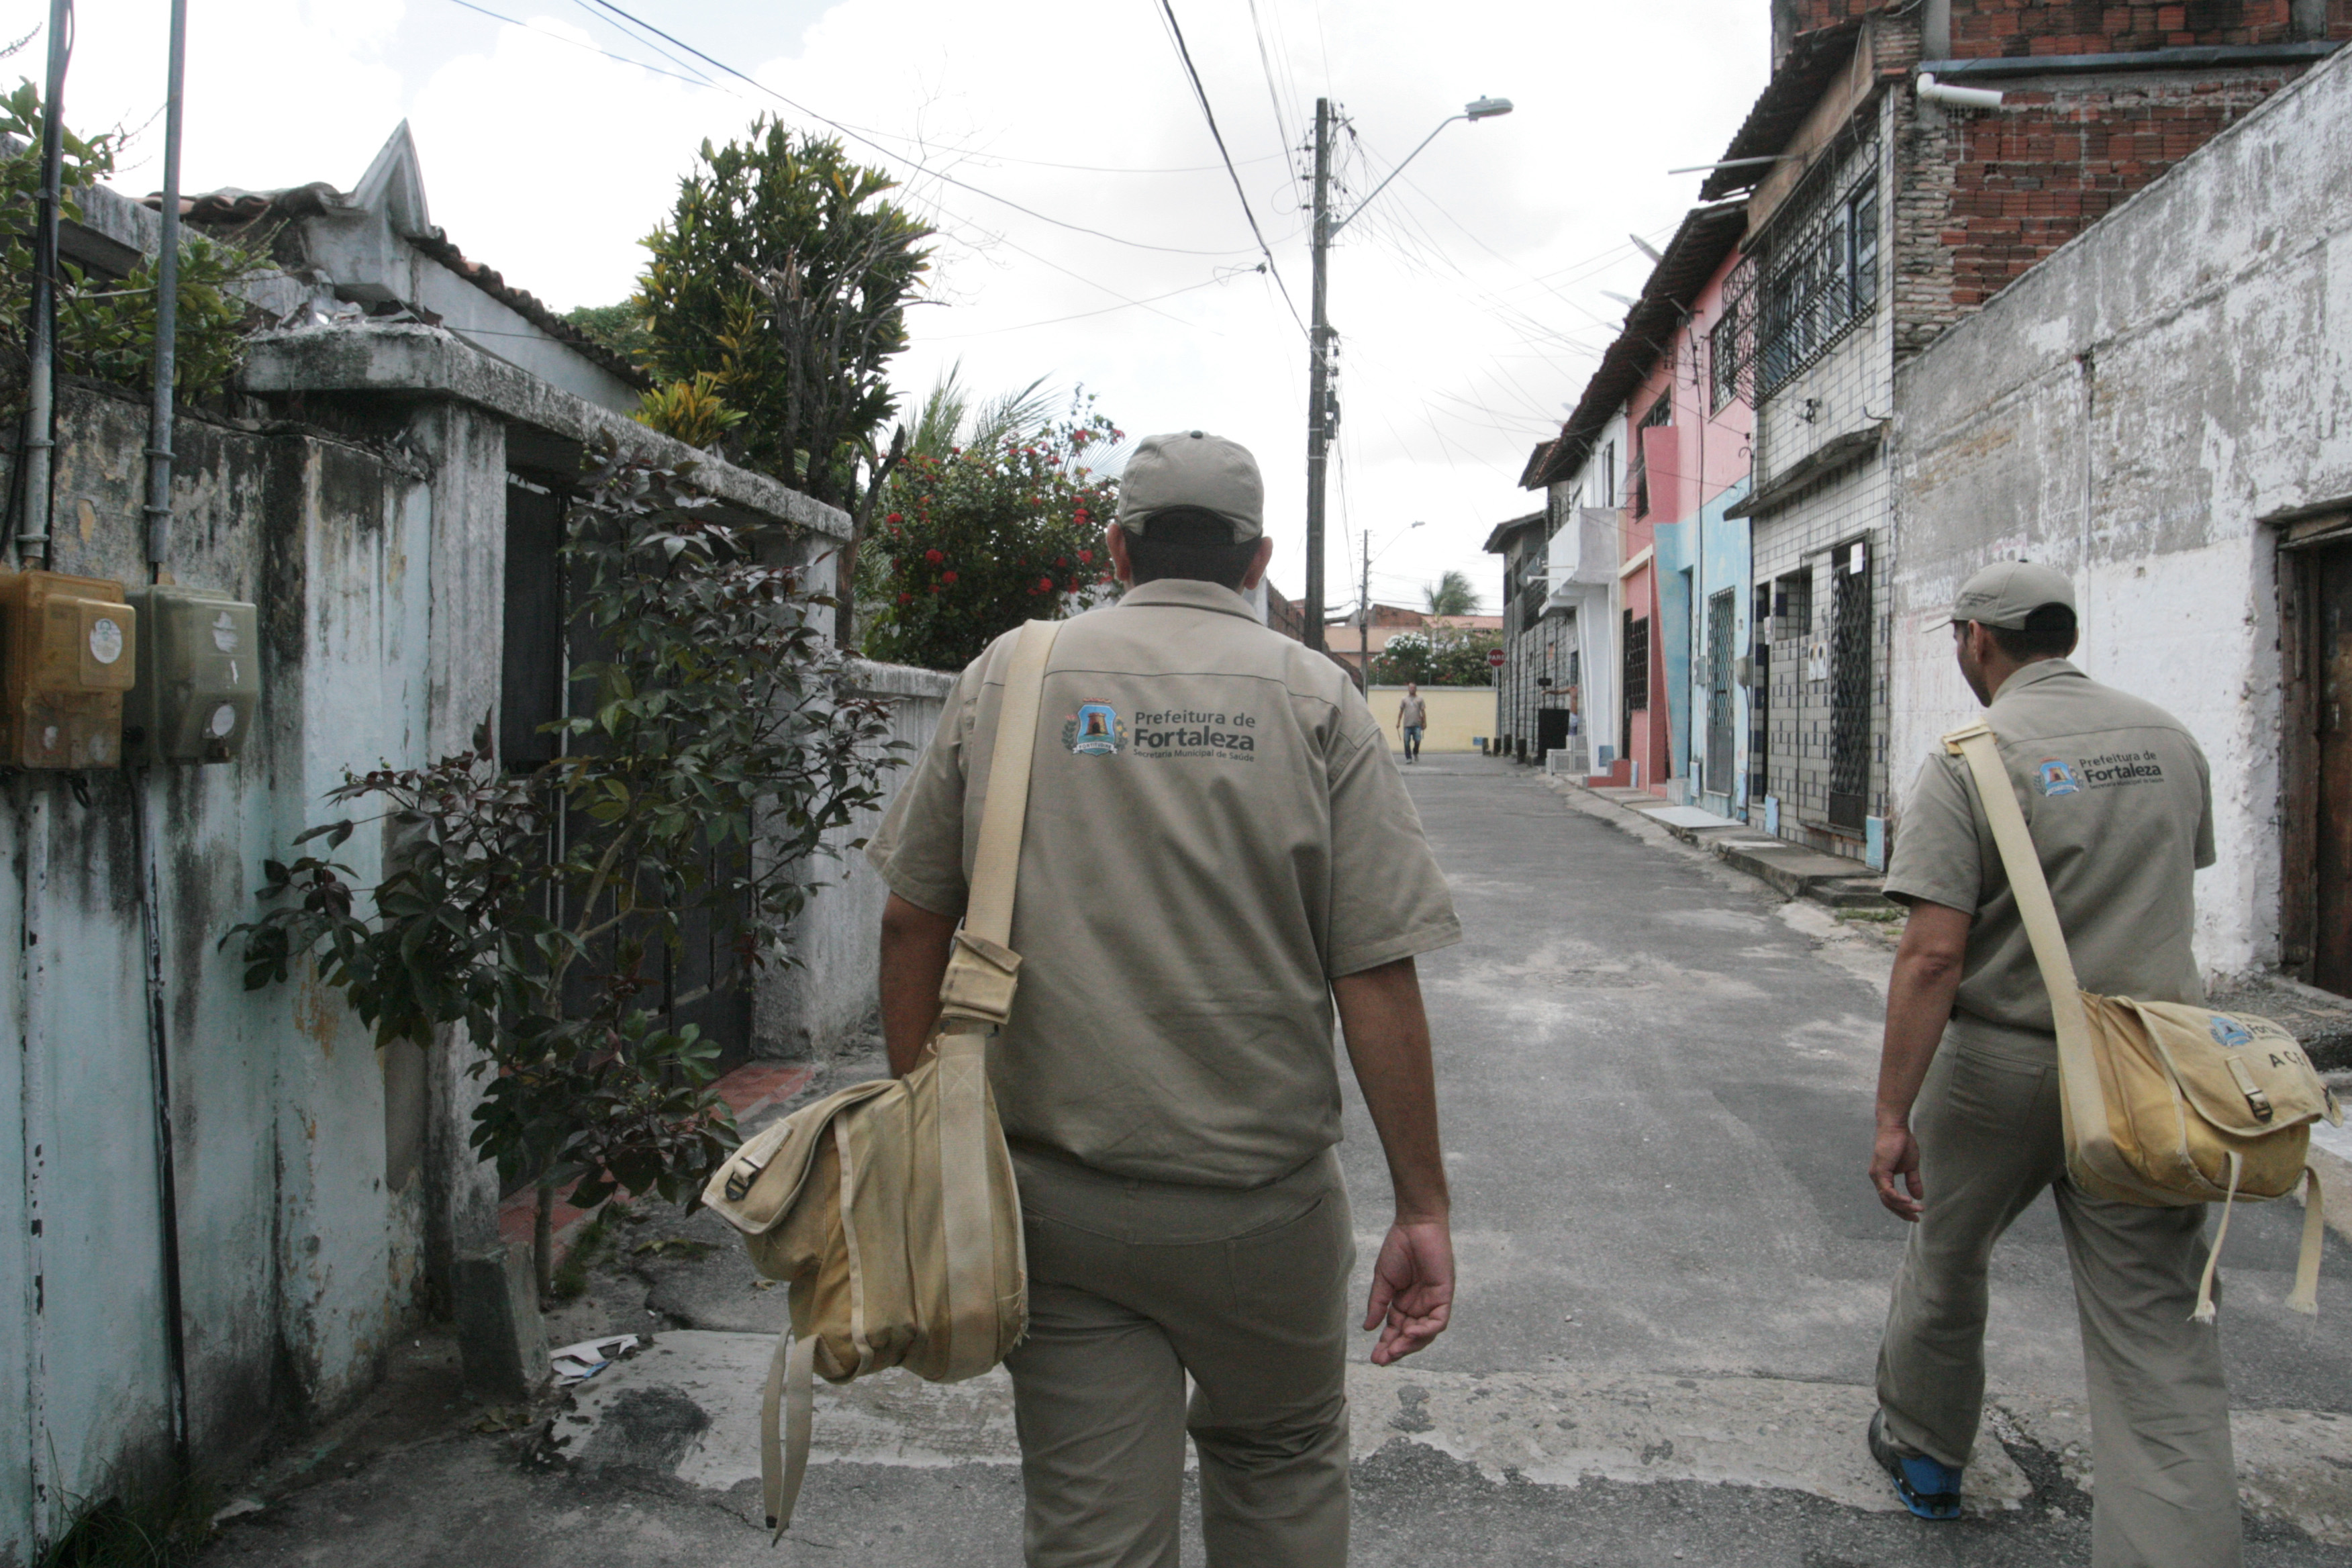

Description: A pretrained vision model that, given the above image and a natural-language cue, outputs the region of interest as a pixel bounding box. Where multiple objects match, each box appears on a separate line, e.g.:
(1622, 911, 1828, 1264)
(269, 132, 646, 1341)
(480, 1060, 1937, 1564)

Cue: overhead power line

(444, 0, 712, 85)
(1153, 0, 1308, 335)
(583, 0, 1255, 258)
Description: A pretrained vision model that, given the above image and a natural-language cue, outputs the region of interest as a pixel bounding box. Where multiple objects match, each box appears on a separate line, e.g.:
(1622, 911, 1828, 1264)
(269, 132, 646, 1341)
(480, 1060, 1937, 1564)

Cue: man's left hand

(1364, 1219, 1454, 1364)
(1871, 1121, 1924, 1222)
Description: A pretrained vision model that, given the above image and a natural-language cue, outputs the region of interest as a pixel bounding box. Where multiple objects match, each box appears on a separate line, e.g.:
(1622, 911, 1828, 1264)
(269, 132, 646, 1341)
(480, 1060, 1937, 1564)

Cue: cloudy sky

(17, 0, 1769, 614)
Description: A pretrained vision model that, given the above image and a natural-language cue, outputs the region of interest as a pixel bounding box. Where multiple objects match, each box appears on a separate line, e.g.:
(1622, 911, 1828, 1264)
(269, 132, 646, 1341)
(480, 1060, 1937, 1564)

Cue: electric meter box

(0, 569, 137, 769)
(124, 586, 259, 765)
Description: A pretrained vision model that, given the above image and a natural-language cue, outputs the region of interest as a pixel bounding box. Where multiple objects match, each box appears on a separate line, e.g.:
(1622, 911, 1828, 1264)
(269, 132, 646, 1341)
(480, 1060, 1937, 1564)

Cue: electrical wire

(583, 0, 1259, 258)
(922, 270, 1248, 338)
(1152, 0, 1308, 334)
(440, 0, 714, 85)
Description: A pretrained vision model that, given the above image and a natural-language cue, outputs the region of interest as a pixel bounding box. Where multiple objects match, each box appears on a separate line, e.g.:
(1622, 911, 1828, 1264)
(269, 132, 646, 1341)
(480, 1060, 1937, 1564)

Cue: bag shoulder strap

(1942, 720, 2104, 1121)
(936, 620, 1061, 1030)
(967, 619, 1060, 946)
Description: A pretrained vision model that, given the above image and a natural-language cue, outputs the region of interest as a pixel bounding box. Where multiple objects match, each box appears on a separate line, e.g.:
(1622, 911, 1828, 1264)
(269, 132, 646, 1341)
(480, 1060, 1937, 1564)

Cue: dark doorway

(1706, 589, 1735, 797)
(2312, 542, 2352, 994)
(1827, 540, 1873, 832)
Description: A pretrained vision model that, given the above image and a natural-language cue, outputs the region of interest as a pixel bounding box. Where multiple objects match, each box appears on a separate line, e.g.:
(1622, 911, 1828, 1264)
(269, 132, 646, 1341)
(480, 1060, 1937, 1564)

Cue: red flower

(924, 548, 944, 565)
(929, 584, 941, 595)
(1077, 549, 1092, 565)
(885, 512, 903, 524)
(1063, 579, 1077, 593)
(1057, 556, 1069, 569)
(897, 592, 912, 605)
(942, 571, 958, 585)
(1074, 509, 1089, 528)
(1037, 575, 1053, 593)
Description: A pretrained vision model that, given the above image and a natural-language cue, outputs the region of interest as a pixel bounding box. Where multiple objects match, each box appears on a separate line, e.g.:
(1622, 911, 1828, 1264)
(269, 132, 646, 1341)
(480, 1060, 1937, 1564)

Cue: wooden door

(2316, 546, 2352, 994)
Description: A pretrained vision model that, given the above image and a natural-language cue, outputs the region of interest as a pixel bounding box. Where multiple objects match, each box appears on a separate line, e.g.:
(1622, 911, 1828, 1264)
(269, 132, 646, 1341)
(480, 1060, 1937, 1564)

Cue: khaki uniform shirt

(1884, 659, 2215, 1035)
(1398, 695, 1428, 728)
(866, 579, 1461, 1187)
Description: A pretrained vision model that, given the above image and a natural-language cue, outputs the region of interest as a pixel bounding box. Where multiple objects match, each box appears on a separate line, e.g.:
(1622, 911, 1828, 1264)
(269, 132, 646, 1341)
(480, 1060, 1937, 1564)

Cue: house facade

(1704, 0, 2349, 862)
(1887, 39, 2352, 983)
(0, 127, 929, 1557)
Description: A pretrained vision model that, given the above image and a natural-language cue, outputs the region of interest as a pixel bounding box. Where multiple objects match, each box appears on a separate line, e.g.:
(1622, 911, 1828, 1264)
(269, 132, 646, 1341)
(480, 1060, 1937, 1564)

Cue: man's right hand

(1870, 1120, 1924, 1222)
(1364, 1219, 1454, 1364)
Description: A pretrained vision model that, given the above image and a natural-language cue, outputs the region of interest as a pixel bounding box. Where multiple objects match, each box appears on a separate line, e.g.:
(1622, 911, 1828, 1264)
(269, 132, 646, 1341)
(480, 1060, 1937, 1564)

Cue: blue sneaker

(1869, 1409, 1963, 1520)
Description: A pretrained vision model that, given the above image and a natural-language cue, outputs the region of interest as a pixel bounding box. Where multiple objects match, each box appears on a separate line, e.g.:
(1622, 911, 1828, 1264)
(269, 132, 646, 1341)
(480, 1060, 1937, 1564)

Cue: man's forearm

(1876, 903, 1971, 1125)
(1332, 957, 1449, 1222)
(879, 893, 959, 1077)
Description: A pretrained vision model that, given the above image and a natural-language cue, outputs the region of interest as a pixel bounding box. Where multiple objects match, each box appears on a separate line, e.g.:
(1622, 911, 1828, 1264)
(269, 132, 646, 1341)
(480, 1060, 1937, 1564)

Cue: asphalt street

(204, 756, 2352, 1567)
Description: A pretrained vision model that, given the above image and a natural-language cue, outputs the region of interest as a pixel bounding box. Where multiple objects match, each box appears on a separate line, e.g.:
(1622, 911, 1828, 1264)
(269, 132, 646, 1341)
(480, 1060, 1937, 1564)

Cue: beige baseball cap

(1927, 558, 2075, 631)
(1115, 430, 1264, 542)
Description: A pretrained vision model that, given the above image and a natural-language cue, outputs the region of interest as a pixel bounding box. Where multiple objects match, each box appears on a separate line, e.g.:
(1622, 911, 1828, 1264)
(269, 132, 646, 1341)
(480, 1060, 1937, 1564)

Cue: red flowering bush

(861, 405, 1123, 671)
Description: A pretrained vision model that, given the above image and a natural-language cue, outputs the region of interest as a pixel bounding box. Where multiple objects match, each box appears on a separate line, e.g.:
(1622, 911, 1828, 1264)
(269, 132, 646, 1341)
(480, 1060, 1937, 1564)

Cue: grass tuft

(40, 1475, 219, 1568)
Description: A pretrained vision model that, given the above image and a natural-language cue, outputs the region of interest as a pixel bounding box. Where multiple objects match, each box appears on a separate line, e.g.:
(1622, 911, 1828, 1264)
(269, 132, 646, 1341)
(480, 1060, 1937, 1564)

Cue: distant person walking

(1396, 682, 1427, 763)
(867, 430, 1461, 1567)
(1866, 561, 2237, 1567)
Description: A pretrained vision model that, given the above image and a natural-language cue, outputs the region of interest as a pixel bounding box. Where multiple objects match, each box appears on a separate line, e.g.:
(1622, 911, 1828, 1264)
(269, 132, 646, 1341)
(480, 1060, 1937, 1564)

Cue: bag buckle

(937, 929, 1022, 1028)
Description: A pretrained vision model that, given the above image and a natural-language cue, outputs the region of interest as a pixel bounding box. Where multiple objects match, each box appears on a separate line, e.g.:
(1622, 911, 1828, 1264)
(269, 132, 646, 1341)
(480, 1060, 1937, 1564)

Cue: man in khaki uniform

(1395, 683, 1428, 763)
(1867, 560, 2234, 1566)
(866, 431, 1461, 1567)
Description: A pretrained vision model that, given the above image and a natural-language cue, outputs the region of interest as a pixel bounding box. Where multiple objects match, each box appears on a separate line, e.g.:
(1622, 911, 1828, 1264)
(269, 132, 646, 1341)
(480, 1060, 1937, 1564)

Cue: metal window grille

(1715, 255, 1759, 407)
(1624, 613, 1650, 712)
(1828, 540, 1873, 831)
(1773, 571, 1812, 640)
(1756, 145, 1880, 398)
(1706, 590, 1735, 793)
(1630, 397, 1671, 518)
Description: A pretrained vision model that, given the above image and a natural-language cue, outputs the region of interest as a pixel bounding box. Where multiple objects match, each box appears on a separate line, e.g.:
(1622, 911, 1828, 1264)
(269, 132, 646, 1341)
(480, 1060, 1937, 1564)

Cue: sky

(11, 0, 1771, 616)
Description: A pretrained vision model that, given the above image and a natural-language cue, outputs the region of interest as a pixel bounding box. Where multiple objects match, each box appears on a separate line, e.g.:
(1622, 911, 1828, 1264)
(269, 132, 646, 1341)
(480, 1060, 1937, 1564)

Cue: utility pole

(1358, 527, 1371, 683)
(1304, 97, 1334, 652)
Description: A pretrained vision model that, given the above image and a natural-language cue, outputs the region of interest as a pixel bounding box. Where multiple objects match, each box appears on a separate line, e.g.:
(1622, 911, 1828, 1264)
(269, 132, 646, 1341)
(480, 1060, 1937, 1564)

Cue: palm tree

(908, 361, 1060, 458)
(1424, 570, 1482, 618)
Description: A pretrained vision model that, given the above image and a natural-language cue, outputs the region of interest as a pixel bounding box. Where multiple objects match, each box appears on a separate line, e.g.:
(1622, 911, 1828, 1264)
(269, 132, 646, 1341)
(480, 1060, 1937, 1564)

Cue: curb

(1560, 779, 1896, 912)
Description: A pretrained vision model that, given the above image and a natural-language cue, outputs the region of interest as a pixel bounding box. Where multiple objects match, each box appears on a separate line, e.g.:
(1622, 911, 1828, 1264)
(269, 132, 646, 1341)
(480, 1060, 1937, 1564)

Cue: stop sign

(1487, 648, 1506, 669)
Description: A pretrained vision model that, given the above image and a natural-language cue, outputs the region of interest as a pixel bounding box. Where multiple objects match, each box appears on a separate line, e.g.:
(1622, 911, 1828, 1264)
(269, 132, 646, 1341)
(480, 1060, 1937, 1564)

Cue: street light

(1302, 95, 1514, 651)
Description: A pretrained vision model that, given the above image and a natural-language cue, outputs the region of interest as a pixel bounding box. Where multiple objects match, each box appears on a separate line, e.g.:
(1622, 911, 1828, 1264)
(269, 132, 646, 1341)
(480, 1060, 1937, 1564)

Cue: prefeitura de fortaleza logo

(1063, 703, 1128, 756)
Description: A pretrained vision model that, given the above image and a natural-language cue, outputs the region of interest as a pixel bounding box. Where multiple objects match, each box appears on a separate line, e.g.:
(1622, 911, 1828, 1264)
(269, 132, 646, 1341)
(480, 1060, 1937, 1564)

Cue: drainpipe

(17, 0, 72, 568)
(142, 0, 185, 576)
(137, 0, 193, 1477)
(17, 791, 51, 1545)
(1916, 72, 2008, 111)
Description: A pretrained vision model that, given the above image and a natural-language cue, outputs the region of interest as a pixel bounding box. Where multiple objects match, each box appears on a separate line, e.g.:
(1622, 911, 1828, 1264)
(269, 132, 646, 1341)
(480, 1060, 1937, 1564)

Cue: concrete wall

(758, 660, 957, 1058)
(1368, 687, 1491, 755)
(0, 387, 444, 1556)
(1887, 40, 2352, 977)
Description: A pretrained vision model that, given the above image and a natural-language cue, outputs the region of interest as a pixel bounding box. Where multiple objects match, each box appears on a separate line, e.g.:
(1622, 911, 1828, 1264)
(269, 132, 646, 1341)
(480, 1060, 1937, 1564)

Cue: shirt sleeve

(2191, 742, 2216, 871)
(1883, 751, 1983, 915)
(1324, 702, 1461, 977)
(863, 660, 985, 918)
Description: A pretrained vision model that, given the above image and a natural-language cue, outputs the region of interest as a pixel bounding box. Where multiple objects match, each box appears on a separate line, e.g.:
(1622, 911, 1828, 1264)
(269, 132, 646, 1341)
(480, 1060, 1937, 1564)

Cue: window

(1596, 441, 1618, 509)
(1623, 613, 1651, 711)
(1757, 152, 1881, 396)
(1710, 299, 1742, 411)
(1772, 569, 1812, 641)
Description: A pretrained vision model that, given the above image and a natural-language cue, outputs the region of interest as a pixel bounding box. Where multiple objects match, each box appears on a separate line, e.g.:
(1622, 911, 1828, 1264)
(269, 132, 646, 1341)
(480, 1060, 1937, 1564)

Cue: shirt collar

(1116, 578, 1263, 624)
(1994, 658, 2084, 698)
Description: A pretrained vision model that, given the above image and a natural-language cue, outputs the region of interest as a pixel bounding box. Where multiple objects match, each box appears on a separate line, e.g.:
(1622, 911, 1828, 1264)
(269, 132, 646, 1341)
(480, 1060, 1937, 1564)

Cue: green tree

(861, 401, 1122, 672)
(234, 443, 903, 1295)
(0, 82, 261, 413)
(564, 300, 651, 364)
(1422, 569, 1483, 618)
(1370, 627, 1502, 687)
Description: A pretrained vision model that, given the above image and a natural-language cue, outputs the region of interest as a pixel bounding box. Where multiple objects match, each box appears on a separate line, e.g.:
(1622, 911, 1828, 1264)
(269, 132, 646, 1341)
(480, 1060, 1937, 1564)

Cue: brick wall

(1947, 0, 2351, 57)
(1894, 71, 2299, 354)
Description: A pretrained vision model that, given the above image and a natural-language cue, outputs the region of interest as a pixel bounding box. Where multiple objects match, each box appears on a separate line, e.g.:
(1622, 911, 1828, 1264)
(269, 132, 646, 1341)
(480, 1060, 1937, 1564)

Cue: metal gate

(1827, 540, 1873, 832)
(1706, 589, 1734, 795)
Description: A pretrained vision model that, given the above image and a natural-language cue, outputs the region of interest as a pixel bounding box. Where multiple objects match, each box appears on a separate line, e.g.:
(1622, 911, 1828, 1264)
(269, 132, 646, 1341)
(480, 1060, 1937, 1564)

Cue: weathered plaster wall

(1888, 40, 2352, 976)
(757, 660, 956, 1059)
(0, 387, 437, 1559)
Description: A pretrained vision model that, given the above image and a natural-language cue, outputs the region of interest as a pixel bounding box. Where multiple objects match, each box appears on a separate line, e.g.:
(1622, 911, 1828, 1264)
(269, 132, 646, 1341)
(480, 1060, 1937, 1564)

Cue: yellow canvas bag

(1945, 720, 2341, 1320)
(703, 619, 1061, 1536)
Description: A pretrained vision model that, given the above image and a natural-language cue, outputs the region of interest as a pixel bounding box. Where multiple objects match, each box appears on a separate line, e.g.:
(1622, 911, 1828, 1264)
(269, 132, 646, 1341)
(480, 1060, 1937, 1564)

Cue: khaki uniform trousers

(1003, 1145, 1355, 1568)
(1875, 1020, 2239, 1568)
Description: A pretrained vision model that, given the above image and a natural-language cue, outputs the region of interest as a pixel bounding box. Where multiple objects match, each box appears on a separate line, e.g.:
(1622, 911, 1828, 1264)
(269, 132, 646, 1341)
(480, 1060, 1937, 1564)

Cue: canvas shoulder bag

(702, 618, 1061, 1537)
(1944, 719, 2341, 1320)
